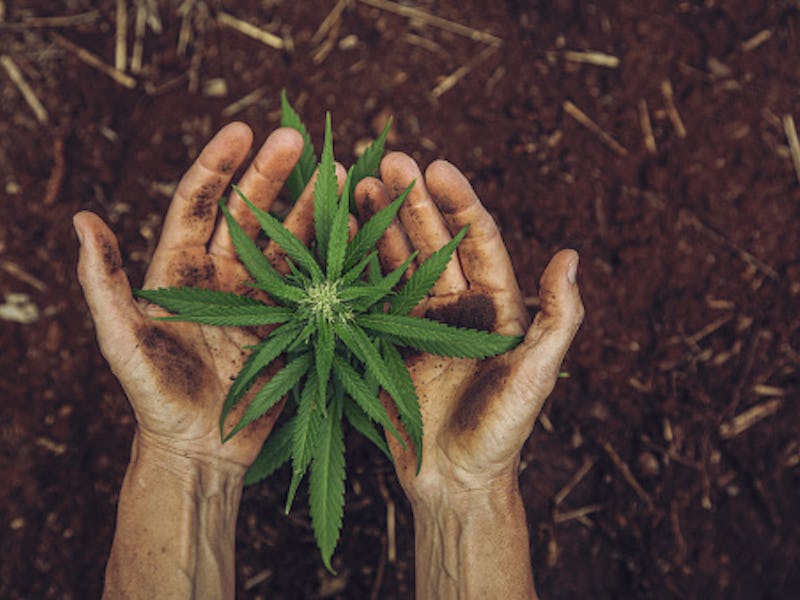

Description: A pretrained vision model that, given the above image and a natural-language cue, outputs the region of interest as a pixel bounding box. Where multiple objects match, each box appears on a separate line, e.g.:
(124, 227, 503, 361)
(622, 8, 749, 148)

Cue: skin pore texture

(75, 123, 583, 599)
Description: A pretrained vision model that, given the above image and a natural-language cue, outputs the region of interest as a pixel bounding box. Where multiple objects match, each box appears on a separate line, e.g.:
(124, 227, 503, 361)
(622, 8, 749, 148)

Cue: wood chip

(432, 44, 497, 98)
(0, 54, 49, 124)
(217, 11, 284, 50)
(719, 399, 782, 439)
(602, 441, 654, 511)
(638, 98, 657, 154)
(660, 79, 687, 139)
(563, 50, 619, 68)
(554, 457, 596, 506)
(51, 33, 136, 88)
(563, 100, 628, 156)
(0, 260, 48, 291)
(751, 384, 785, 397)
(222, 86, 267, 117)
(115, 0, 127, 71)
(359, 0, 502, 46)
(0, 10, 99, 28)
(554, 504, 604, 523)
(782, 114, 800, 185)
(312, 0, 349, 44)
(741, 29, 772, 52)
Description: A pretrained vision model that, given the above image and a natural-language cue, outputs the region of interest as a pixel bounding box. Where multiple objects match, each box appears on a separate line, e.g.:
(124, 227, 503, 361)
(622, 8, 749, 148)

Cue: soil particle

(101, 238, 122, 274)
(137, 326, 206, 399)
(360, 193, 377, 221)
(451, 360, 509, 433)
(424, 293, 496, 332)
(218, 159, 235, 174)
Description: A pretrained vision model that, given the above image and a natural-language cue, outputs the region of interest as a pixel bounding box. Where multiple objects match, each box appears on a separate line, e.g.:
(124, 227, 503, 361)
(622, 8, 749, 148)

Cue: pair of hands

(75, 123, 583, 506)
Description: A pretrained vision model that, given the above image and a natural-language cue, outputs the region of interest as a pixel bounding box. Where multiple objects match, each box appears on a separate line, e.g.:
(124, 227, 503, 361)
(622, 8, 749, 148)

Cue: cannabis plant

(136, 93, 522, 570)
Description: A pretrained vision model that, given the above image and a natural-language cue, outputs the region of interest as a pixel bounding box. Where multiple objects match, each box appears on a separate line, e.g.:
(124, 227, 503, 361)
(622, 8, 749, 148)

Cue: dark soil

(2, 1, 799, 598)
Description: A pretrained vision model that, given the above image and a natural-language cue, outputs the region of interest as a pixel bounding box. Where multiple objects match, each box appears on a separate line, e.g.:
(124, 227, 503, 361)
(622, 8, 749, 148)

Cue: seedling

(135, 94, 522, 570)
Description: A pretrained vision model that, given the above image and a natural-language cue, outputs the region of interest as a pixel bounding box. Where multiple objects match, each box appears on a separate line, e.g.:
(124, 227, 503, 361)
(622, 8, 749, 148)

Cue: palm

(356, 153, 583, 498)
(76, 124, 323, 468)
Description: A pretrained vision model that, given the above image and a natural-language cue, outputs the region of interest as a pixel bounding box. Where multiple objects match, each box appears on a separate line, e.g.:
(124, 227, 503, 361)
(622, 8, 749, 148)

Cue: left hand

(75, 123, 340, 468)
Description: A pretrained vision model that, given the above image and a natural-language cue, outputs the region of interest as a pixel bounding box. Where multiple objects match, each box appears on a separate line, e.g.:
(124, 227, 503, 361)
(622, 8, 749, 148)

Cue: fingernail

(567, 256, 579, 285)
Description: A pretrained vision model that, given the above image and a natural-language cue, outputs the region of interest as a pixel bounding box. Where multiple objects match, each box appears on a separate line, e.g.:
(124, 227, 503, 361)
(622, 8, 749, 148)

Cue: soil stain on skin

(451, 360, 509, 433)
(137, 326, 207, 399)
(424, 293, 496, 332)
(187, 180, 222, 222)
(175, 257, 215, 288)
(101, 238, 122, 274)
(218, 159, 235, 174)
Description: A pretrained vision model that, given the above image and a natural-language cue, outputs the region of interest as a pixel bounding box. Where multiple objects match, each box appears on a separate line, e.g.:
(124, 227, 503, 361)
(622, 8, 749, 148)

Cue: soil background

(1, 1, 799, 598)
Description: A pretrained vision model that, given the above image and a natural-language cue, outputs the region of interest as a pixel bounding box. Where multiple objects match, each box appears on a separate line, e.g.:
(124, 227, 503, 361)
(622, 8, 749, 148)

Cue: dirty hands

(356, 154, 584, 505)
(75, 123, 336, 469)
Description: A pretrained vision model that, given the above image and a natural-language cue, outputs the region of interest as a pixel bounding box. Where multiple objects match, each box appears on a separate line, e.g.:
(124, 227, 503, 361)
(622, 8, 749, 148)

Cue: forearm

(104, 430, 245, 600)
(412, 481, 537, 600)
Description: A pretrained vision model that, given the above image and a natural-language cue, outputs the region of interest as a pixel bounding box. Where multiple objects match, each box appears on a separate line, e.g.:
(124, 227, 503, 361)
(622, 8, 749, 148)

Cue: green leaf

(134, 287, 264, 312)
(358, 313, 522, 358)
(379, 339, 424, 472)
(286, 371, 324, 513)
(244, 417, 294, 485)
(234, 186, 323, 283)
(314, 113, 337, 263)
(309, 389, 345, 573)
(281, 90, 317, 202)
(391, 225, 469, 315)
(341, 250, 377, 286)
(224, 352, 313, 441)
(333, 324, 421, 465)
(326, 167, 352, 280)
(348, 116, 392, 206)
(343, 397, 393, 462)
(332, 354, 406, 449)
(343, 181, 413, 272)
(367, 253, 382, 284)
(315, 313, 334, 413)
(154, 304, 294, 326)
(350, 251, 418, 312)
(220, 322, 304, 437)
(220, 201, 304, 304)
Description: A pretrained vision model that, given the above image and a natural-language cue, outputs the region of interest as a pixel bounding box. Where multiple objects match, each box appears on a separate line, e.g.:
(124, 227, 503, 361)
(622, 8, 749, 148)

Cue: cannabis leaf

(135, 100, 522, 571)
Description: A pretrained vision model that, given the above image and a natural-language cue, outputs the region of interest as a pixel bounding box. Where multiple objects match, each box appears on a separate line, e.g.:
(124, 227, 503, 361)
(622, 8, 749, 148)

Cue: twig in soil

(680, 211, 779, 280)
(0, 55, 49, 124)
(177, 0, 194, 57)
(660, 80, 687, 139)
(601, 441, 655, 511)
(0, 1, 5, 22)
(685, 314, 733, 346)
(0, 260, 48, 292)
(403, 32, 445, 55)
(669, 501, 687, 566)
(311, 12, 341, 65)
(51, 33, 136, 89)
(313, 0, 349, 44)
(563, 100, 628, 156)
(44, 136, 65, 206)
(432, 44, 498, 98)
(369, 534, 388, 600)
(638, 99, 657, 154)
(554, 504, 603, 524)
(741, 29, 772, 52)
(752, 384, 785, 397)
(131, 1, 146, 73)
(115, 0, 127, 71)
(222, 86, 268, 117)
(719, 399, 782, 439)
(358, 0, 502, 46)
(217, 11, 284, 50)
(554, 457, 596, 506)
(187, 3, 209, 94)
(243, 569, 272, 591)
(0, 10, 99, 29)
(376, 472, 396, 563)
(563, 50, 619, 68)
(782, 114, 800, 185)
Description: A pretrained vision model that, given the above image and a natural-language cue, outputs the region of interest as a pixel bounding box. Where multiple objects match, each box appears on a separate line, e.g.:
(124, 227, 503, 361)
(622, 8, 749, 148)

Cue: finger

(264, 162, 347, 273)
(354, 176, 416, 277)
(513, 250, 584, 407)
(158, 122, 253, 253)
(74, 211, 144, 367)
(381, 152, 466, 295)
(209, 127, 305, 258)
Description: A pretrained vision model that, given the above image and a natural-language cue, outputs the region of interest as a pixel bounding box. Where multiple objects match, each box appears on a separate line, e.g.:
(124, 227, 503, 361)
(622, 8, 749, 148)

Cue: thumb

(512, 249, 584, 406)
(74, 211, 143, 366)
